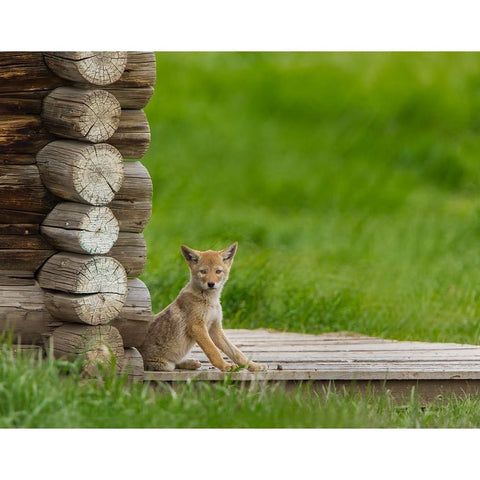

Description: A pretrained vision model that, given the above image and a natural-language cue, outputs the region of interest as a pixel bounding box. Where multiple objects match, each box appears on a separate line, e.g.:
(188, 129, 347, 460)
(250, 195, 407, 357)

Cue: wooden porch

(144, 329, 480, 401)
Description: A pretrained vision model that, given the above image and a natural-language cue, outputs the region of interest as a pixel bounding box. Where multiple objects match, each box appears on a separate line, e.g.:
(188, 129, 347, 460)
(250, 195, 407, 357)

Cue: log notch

(42, 87, 121, 142)
(110, 279, 152, 348)
(38, 253, 127, 325)
(110, 161, 153, 233)
(109, 110, 151, 158)
(0, 282, 61, 345)
(37, 140, 124, 205)
(41, 203, 119, 255)
(121, 347, 145, 382)
(49, 324, 124, 374)
(44, 52, 128, 86)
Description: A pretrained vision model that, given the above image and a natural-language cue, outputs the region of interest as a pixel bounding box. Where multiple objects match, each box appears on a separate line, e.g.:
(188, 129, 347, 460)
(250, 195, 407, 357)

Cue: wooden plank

(144, 329, 480, 386)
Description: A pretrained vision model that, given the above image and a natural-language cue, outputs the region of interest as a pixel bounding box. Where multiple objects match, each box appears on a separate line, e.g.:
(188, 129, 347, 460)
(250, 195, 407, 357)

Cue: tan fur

(139, 242, 265, 372)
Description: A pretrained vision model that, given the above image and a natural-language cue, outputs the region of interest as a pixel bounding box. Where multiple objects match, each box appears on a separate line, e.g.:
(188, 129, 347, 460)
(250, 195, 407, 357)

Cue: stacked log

(0, 52, 156, 380)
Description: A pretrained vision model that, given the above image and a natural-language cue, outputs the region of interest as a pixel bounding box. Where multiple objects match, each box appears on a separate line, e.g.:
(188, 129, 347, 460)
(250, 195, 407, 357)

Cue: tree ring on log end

(44, 52, 128, 86)
(78, 90, 121, 142)
(41, 203, 119, 255)
(42, 87, 121, 143)
(37, 140, 124, 206)
(38, 253, 127, 296)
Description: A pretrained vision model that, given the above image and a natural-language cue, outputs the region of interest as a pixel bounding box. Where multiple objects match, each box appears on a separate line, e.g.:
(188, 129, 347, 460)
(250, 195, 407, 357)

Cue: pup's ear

(181, 245, 200, 264)
(221, 242, 238, 263)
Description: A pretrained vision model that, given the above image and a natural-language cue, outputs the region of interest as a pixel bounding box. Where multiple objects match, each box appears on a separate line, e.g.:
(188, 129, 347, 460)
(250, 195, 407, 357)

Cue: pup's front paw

(220, 362, 238, 372)
(247, 361, 266, 372)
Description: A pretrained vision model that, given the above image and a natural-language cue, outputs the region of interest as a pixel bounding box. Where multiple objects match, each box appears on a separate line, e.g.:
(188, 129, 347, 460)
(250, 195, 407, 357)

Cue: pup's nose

(207, 282, 215, 288)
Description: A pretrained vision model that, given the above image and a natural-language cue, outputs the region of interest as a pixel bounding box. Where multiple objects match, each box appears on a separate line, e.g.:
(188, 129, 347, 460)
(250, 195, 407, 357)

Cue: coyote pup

(139, 242, 265, 372)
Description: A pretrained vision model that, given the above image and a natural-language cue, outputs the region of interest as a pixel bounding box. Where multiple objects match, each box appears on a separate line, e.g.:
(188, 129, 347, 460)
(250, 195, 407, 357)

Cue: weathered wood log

(44, 52, 128, 86)
(0, 52, 63, 93)
(42, 87, 121, 143)
(0, 91, 47, 115)
(0, 115, 53, 153)
(109, 110, 150, 158)
(0, 154, 36, 165)
(0, 165, 58, 224)
(38, 253, 127, 325)
(37, 253, 127, 295)
(121, 347, 145, 382)
(48, 324, 124, 374)
(41, 203, 119, 255)
(110, 161, 152, 233)
(109, 232, 146, 277)
(111, 52, 156, 88)
(101, 86, 154, 109)
(0, 233, 55, 277)
(0, 282, 61, 345)
(37, 140, 124, 206)
(110, 279, 152, 349)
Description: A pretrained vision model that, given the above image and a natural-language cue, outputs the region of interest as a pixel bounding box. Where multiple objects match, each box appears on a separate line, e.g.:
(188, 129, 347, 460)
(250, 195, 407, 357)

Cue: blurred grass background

(141, 52, 480, 344)
(5, 52, 480, 429)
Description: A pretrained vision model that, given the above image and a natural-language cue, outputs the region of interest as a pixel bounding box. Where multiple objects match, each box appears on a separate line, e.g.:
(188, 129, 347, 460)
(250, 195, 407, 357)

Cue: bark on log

(0, 282, 61, 345)
(41, 203, 119, 255)
(109, 232, 146, 277)
(110, 279, 152, 348)
(0, 52, 63, 93)
(48, 324, 124, 375)
(0, 165, 58, 224)
(110, 52, 156, 88)
(42, 87, 121, 143)
(110, 161, 152, 233)
(121, 347, 145, 381)
(109, 110, 150, 158)
(44, 52, 128, 86)
(37, 140, 124, 206)
(0, 115, 53, 153)
(38, 253, 127, 325)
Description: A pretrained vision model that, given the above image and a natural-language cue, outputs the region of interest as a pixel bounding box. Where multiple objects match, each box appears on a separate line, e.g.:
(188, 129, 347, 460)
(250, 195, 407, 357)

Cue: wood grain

(44, 52, 127, 86)
(0, 165, 58, 223)
(41, 203, 119, 255)
(110, 161, 152, 233)
(37, 140, 124, 206)
(0, 282, 61, 344)
(109, 110, 150, 158)
(110, 279, 152, 348)
(42, 87, 121, 142)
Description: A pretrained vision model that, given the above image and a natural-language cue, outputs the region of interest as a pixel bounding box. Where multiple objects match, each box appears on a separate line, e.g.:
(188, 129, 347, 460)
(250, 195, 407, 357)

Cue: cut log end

(44, 52, 128, 86)
(38, 253, 127, 296)
(42, 87, 121, 143)
(41, 203, 119, 255)
(43, 290, 126, 326)
(37, 140, 124, 205)
(48, 324, 124, 375)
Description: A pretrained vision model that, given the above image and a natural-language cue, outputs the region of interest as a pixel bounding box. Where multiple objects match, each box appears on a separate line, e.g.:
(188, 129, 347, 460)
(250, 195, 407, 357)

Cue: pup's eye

(200, 269, 207, 274)
(216, 269, 223, 274)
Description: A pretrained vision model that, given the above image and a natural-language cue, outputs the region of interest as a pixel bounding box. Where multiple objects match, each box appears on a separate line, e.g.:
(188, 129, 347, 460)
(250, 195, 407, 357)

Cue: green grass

(4, 344, 480, 428)
(6, 52, 480, 428)
(142, 52, 480, 345)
